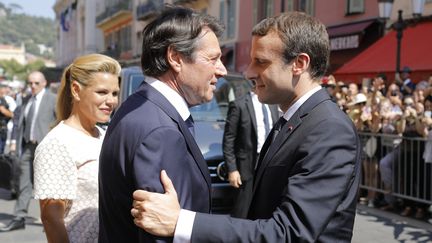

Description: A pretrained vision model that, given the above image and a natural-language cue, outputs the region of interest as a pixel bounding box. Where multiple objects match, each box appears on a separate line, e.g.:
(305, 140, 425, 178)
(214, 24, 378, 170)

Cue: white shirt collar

(282, 86, 322, 121)
(145, 76, 190, 121)
(34, 88, 45, 100)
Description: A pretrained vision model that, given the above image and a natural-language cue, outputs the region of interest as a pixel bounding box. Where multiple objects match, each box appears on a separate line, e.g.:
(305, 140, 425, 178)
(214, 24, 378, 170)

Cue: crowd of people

(322, 70, 432, 222)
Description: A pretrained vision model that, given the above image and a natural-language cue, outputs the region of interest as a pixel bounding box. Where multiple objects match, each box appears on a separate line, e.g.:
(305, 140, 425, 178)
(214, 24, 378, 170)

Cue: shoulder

(38, 123, 71, 147)
(36, 124, 73, 159)
(307, 100, 354, 131)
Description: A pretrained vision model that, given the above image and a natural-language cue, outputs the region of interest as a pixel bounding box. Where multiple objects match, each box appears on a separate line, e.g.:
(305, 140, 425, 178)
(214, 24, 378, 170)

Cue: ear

(70, 81, 82, 101)
(292, 53, 310, 76)
(166, 45, 182, 73)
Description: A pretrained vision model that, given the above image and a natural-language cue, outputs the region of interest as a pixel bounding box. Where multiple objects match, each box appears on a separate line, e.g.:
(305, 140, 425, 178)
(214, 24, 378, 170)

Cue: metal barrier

(359, 132, 432, 205)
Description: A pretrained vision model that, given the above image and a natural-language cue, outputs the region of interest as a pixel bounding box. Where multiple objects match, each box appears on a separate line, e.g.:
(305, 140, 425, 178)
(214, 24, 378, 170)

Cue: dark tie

(185, 115, 195, 137)
(255, 117, 287, 171)
(270, 117, 287, 143)
(24, 96, 36, 143)
(262, 104, 270, 137)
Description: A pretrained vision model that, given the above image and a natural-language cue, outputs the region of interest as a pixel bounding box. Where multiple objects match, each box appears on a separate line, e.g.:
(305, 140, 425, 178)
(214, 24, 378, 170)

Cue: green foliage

(0, 59, 46, 81)
(0, 4, 55, 56)
(0, 3, 52, 79)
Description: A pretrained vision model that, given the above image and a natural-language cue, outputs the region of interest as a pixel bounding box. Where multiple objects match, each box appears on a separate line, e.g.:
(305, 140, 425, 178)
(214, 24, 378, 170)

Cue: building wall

(0, 44, 26, 65)
(54, 0, 104, 67)
(235, 0, 255, 73)
(316, 0, 379, 26)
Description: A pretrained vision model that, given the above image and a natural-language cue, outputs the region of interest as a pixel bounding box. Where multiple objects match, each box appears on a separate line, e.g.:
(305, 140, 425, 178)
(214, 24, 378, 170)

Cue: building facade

(54, 0, 432, 80)
(53, 0, 104, 67)
(0, 43, 26, 65)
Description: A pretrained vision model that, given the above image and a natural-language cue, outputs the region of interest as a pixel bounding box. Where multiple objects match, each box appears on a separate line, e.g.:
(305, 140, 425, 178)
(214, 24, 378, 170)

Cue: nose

(215, 59, 227, 77)
(106, 93, 118, 107)
(244, 63, 256, 82)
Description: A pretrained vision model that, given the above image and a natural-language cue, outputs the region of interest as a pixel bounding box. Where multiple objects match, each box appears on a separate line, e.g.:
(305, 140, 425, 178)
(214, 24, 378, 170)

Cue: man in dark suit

(0, 71, 56, 232)
(131, 11, 361, 242)
(98, 7, 226, 242)
(223, 90, 279, 218)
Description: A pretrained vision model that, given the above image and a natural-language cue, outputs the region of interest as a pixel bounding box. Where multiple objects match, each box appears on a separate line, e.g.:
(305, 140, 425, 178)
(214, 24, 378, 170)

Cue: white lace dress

(34, 121, 105, 243)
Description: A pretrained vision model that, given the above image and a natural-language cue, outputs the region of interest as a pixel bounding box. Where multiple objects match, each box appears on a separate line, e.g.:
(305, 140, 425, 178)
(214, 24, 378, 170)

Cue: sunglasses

(28, 82, 40, 86)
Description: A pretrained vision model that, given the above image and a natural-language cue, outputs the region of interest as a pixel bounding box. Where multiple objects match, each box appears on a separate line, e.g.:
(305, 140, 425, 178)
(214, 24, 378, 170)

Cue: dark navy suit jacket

(99, 82, 211, 243)
(191, 88, 361, 242)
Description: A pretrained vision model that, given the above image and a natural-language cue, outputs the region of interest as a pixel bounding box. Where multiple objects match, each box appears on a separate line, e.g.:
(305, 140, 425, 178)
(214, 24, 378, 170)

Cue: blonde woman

(33, 54, 120, 243)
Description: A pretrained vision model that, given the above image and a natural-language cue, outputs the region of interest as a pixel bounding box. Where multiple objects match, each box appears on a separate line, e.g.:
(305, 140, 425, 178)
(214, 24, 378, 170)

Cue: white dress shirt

(13, 88, 46, 144)
(250, 92, 273, 153)
(145, 76, 191, 121)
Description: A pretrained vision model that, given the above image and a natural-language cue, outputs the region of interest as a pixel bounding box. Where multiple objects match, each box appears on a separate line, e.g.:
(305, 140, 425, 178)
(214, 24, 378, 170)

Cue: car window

(128, 74, 145, 95)
(190, 76, 251, 122)
(119, 67, 251, 122)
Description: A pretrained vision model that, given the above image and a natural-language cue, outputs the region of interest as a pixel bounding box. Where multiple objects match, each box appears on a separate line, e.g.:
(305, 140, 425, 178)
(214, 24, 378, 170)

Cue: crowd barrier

(359, 132, 432, 205)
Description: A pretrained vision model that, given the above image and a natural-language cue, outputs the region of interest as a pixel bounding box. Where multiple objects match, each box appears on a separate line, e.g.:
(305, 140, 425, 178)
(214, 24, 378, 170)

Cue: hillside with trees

(0, 2, 55, 58)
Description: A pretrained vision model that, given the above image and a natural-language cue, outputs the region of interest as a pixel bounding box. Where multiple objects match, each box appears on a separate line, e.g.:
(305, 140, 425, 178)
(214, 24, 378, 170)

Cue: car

(118, 66, 251, 213)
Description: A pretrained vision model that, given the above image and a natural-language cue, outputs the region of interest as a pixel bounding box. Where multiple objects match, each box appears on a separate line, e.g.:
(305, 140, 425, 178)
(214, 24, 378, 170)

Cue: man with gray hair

(0, 71, 56, 232)
(99, 6, 227, 242)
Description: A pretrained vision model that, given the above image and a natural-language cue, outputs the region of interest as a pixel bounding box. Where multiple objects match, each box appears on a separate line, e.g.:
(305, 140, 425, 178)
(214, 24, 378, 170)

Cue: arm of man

(0, 105, 13, 118)
(39, 199, 69, 243)
(223, 101, 242, 188)
(132, 118, 360, 242)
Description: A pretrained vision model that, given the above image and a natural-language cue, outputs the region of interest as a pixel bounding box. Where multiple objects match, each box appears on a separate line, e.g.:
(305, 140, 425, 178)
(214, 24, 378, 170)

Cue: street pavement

(0, 193, 431, 242)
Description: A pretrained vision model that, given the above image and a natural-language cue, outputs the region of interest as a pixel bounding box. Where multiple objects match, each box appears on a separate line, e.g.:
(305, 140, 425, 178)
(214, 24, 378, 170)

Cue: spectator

(0, 72, 57, 232)
(347, 82, 359, 105)
(396, 66, 416, 96)
(0, 83, 13, 154)
(397, 96, 429, 219)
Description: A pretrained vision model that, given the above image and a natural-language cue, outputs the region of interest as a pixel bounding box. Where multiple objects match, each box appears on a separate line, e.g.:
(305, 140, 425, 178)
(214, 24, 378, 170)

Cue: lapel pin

(288, 125, 293, 131)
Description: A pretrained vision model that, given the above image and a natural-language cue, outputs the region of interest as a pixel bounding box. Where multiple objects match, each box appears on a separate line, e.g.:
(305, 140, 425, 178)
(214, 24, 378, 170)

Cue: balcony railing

(136, 0, 164, 21)
(96, 0, 132, 25)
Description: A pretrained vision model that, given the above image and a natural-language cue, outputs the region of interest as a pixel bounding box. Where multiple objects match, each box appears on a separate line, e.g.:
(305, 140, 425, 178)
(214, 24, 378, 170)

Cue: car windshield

(190, 76, 251, 122)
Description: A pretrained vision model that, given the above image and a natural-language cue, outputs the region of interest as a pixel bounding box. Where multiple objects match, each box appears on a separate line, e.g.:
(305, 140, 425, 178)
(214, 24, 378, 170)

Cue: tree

(0, 59, 46, 81)
(8, 3, 22, 14)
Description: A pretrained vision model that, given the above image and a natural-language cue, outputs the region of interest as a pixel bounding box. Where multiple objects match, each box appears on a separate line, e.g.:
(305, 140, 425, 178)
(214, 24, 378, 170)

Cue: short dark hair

(251, 11, 329, 79)
(141, 6, 224, 77)
(376, 73, 387, 82)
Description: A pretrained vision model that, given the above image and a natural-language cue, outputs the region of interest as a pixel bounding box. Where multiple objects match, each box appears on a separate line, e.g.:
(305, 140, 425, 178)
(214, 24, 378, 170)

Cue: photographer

(0, 83, 13, 154)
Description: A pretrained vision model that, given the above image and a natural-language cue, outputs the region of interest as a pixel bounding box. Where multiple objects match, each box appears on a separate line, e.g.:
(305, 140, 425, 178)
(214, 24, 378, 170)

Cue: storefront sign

(330, 35, 359, 51)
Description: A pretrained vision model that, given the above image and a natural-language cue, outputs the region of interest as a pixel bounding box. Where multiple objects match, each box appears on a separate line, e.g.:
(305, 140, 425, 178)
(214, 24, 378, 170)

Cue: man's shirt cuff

(173, 209, 196, 243)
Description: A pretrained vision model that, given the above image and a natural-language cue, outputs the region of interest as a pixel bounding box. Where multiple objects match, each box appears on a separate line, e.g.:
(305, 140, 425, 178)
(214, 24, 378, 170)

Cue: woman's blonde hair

(56, 53, 121, 124)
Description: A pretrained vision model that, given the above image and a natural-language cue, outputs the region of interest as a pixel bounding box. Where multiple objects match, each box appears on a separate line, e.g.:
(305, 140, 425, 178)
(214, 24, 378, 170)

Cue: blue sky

(0, 0, 56, 19)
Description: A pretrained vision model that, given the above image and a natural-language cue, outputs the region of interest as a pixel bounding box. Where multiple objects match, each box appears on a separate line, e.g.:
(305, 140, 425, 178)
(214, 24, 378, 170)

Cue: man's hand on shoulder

(228, 170, 242, 188)
(131, 170, 180, 237)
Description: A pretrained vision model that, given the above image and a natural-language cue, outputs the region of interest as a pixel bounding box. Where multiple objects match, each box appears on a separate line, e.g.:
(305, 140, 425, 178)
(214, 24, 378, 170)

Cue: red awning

(327, 20, 374, 37)
(334, 21, 432, 78)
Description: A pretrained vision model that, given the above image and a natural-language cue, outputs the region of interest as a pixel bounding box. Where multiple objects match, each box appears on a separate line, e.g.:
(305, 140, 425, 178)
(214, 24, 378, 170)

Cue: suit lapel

(245, 93, 257, 135)
(137, 83, 211, 189)
(253, 88, 331, 192)
(34, 90, 49, 122)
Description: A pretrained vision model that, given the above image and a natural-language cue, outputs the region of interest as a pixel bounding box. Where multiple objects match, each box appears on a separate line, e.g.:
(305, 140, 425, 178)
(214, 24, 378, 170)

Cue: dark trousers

(230, 178, 253, 218)
(0, 137, 5, 155)
(14, 142, 37, 218)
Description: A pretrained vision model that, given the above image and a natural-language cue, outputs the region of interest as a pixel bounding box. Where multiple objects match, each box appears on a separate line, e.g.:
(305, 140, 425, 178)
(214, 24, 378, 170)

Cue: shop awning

(334, 21, 432, 77)
(327, 20, 374, 37)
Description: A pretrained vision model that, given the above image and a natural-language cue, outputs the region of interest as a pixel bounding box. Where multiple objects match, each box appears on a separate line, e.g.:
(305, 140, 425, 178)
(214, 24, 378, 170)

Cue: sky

(0, 0, 56, 19)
